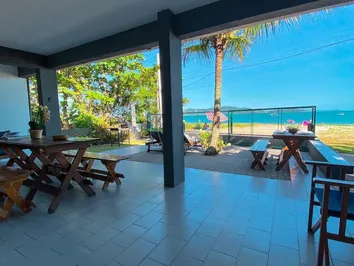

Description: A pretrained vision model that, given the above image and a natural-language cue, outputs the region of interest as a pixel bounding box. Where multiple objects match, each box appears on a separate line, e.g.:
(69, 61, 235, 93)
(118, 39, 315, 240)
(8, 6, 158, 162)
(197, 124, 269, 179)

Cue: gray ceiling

(0, 0, 217, 55)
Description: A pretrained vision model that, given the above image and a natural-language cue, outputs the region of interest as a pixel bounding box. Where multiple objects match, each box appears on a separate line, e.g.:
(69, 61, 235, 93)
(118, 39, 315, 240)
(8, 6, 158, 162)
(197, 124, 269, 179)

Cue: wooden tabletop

(272, 131, 316, 140)
(0, 137, 99, 148)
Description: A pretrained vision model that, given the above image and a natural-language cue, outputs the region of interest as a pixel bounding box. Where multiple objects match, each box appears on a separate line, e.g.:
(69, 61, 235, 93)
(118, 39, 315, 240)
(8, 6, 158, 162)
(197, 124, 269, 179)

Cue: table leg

(48, 150, 95, 213)
(84, 159, 94, 172)
(14, 148, 53, 184)
(2, 182, 32, 216)
(30, 150, 57, 184)
(276, 139, 308, 173)
(250, 152, 265, 170)
(2, 147, 26, 168)
(276, 150, 293, 171)
(25, 162, 49, 202)
(6, 159, 14, 167)
(102, 161, 121, 189)
(293, 150, 309, 174)
(276, 139, 297, 171)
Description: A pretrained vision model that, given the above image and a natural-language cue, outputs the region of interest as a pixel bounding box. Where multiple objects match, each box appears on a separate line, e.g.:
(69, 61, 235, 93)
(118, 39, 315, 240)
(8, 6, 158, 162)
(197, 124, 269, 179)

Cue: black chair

(145, 131, 163, 153)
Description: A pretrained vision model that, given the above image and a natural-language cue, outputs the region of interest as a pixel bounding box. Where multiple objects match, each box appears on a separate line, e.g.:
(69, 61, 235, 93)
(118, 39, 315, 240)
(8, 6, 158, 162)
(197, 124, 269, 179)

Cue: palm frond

(182, 38, 214, 65)
(244, 17, 300, 40)
(224, 35, 252, 62)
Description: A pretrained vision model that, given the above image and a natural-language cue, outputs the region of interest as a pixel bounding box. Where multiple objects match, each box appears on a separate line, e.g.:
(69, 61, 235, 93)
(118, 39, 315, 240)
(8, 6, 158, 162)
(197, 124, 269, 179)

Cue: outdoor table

(272, 131, 316, 174)
(0, 137, 98, 213)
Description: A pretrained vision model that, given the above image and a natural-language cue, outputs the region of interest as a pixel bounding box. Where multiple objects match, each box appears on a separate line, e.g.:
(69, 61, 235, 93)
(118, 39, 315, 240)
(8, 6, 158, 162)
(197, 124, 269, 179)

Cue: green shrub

(138, 115, 147, 123)
(199, 130, 211, 149)
(74, 113, 112, 143)
(199, 130, 225, 151)
(217, 138, 225, 150)
(194, 120, 202, 130)
(140, 128, 149, 137)
(73, 113, 108, 129)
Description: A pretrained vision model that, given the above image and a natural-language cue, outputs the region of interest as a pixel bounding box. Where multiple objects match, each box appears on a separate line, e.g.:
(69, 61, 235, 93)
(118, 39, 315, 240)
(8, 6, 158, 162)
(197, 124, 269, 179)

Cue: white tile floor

(0, 147, 354, 266)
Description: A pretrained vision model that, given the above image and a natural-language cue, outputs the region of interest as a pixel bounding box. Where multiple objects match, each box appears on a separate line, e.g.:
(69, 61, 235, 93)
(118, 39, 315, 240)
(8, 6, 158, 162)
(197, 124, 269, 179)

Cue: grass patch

(317, 125, 354, 154)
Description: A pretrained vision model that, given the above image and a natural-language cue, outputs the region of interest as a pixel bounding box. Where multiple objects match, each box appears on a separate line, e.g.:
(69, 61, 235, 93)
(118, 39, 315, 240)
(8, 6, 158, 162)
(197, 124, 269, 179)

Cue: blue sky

(144, 5, 354, 110)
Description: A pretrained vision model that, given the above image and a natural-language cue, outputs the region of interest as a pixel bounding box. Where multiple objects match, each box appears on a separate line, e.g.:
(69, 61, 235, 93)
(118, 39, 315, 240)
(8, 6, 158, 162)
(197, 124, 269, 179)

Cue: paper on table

(0, 132, 27, 140)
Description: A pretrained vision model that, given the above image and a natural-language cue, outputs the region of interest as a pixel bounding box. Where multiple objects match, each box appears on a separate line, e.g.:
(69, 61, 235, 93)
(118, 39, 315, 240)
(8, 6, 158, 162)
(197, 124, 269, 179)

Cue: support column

(35, 68, 61, 136)
(158, 10, 185, 187)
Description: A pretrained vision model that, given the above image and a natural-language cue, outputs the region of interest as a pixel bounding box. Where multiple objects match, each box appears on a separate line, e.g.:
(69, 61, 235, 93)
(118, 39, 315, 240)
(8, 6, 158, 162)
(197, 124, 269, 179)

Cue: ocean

(183, 110, 354, 125)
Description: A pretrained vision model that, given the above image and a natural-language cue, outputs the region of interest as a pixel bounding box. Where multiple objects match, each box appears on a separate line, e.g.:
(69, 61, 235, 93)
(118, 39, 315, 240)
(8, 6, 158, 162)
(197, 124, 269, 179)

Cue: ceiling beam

(47, 22, 159, 69)
(174, 0, 351, 38)
(18, 67, 36, 77)
(47, 0, 351, 69)
(0, 46, 47, 68)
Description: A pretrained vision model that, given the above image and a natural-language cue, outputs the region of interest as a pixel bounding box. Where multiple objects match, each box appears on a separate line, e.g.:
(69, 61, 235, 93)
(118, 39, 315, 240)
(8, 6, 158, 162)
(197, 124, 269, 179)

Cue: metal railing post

(280, 109, 283, 129)
(250, 111, 254, 135)
(231, 111, 233, 135)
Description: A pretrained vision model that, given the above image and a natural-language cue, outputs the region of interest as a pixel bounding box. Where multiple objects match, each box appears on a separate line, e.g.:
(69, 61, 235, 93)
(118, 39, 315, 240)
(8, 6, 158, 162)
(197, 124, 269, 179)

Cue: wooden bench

(0, 166, 33, 221)
(307, 140, 353, 180)
(63, 151, 130, 190)
(249, 140, 269, 170)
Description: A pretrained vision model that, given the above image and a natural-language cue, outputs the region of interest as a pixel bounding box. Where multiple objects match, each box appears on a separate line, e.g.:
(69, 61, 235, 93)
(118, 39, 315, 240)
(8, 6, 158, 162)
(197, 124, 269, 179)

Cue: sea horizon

(182, 110, 354, 125)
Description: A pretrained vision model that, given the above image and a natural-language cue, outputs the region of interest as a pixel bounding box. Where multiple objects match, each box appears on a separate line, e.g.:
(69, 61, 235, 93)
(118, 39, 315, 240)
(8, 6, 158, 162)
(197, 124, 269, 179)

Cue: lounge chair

(184, 134, 201, 150)
(146, 131, 196, 154)
(146, 131, 163, 152)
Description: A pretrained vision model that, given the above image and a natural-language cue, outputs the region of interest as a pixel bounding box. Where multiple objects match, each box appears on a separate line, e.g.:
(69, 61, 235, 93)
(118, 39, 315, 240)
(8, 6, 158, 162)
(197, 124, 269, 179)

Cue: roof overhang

(1, 0, 352, 70)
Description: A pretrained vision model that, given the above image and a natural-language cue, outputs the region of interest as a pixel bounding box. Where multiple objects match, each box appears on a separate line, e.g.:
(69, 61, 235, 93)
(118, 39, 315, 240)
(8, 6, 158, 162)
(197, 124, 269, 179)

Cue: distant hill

(184, 106, 248, 113)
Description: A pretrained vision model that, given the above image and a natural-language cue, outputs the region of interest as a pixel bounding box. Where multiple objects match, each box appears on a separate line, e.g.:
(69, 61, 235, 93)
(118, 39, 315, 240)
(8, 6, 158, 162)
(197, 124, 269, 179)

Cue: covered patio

(1, 147, 354, 266)
(1, 0, 350, 187)
(1, 0, 354, 265)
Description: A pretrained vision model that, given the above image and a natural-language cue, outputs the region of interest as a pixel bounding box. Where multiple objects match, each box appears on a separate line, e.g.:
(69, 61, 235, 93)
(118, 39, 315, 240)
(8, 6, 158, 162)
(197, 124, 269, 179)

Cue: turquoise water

(183, 110, 354, 125)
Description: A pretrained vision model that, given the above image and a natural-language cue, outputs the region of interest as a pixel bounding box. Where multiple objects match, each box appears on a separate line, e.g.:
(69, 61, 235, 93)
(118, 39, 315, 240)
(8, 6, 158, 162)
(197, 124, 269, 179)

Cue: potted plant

(286, 120, 299, 134)
(28, 105, 51, 139)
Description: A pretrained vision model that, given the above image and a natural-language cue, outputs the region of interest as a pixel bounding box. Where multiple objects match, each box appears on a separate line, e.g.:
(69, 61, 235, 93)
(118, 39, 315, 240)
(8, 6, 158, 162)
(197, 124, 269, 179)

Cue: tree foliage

(56, 54, 159, 129)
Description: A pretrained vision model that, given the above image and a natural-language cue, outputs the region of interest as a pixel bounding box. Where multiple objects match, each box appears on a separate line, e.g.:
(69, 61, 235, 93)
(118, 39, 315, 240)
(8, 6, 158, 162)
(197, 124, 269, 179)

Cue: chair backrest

(157, 131, 164, 144)
(151, 131, 162, 143)
(184, 134, 193, 146)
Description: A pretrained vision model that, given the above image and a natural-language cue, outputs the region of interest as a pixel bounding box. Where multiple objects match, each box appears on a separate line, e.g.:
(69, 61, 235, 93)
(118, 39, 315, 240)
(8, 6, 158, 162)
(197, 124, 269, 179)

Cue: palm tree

(183, 20, 299, 155)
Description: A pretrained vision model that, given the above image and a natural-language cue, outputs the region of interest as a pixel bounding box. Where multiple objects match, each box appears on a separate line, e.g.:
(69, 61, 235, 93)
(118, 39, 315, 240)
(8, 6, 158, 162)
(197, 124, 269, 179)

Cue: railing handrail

(149, 105, 316, 116)
(147, 105, 317, 136)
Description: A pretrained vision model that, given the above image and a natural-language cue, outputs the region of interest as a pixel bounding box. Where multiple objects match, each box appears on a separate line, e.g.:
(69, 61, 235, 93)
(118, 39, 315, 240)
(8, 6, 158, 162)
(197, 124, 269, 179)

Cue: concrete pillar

(36, 68, 61, 136)
(158, 10, 185, 187)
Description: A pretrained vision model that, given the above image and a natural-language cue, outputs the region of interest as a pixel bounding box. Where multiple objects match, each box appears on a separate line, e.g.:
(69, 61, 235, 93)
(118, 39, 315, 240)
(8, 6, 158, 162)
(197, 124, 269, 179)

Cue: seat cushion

(315, 187, 354, 220)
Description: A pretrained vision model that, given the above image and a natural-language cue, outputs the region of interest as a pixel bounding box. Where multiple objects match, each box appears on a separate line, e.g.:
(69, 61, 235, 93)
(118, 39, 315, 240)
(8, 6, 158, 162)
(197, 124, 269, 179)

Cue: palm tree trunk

(206, 38, 224, 154)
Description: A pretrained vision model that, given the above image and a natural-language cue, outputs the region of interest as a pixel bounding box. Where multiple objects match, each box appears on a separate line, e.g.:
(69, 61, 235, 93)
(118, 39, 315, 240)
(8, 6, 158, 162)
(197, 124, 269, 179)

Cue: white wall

(0, 64, 30, 134)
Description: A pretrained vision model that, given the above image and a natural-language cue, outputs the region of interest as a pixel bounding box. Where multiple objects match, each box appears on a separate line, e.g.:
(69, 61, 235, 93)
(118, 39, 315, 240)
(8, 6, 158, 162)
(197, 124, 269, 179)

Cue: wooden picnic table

(0, 137, 98, 213)
(272, 131, 316, 174)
